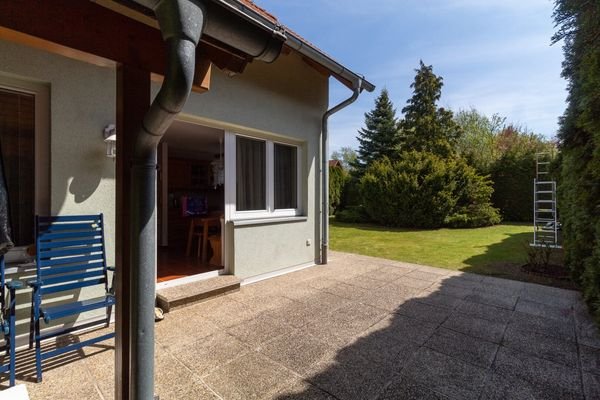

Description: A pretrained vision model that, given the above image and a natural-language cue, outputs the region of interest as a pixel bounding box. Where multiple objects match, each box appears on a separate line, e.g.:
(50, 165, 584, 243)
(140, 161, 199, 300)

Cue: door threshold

(156, 269, 224, 290)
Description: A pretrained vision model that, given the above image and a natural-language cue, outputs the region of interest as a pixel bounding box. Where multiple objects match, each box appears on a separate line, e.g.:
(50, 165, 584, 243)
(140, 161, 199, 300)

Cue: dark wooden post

(115, 64, 150, 400)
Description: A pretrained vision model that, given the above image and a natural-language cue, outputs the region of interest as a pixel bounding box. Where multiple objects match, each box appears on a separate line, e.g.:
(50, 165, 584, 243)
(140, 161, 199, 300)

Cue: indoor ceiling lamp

(103, 124, 117, 159)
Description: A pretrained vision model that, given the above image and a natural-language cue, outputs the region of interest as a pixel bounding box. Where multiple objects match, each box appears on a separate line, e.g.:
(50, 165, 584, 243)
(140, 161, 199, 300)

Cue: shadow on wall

(65, 146, 113, 204)
(272, 266, 585, 400)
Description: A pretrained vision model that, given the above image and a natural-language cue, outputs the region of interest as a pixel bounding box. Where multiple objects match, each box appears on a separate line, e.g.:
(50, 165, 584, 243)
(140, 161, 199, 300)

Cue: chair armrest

(27, 279, 42, 288)
(6, 280, 23, 290)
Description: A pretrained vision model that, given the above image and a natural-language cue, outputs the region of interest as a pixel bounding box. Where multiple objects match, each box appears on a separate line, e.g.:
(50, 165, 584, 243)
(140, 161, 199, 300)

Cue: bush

(359, 152, 500, 229)
(335, 206, 371, 223)
(489, 152, 535, 221)
(329, 165, 346, 215)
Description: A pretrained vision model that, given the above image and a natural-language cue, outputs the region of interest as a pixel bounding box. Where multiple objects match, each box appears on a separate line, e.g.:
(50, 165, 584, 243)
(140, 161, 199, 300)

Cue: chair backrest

(35, 214, 108, 297)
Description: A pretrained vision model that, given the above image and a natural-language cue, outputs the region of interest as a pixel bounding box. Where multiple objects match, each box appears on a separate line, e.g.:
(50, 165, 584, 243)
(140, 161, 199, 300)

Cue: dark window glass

(236, 136, 266, 211)
(0, 88, 35, 246)
(274, 143, 297, 209)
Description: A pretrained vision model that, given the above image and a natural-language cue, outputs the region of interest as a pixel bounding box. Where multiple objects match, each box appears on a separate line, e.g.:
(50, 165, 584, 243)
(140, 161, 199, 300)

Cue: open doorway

(157, 120, 225, 284)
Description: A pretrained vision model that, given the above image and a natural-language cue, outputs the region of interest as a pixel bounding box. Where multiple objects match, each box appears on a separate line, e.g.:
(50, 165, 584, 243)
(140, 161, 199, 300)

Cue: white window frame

(225, 131, 302, 221)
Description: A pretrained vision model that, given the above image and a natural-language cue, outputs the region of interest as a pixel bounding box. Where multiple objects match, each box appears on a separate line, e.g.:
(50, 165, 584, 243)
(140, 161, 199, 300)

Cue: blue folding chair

(0, 255, 21, 387)
(29, 214, 115, 382)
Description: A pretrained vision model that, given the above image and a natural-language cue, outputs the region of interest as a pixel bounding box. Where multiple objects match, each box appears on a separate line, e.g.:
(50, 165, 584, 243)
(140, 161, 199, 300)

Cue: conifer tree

(398, 61, 461, 157)
(352, 89, 399, 175)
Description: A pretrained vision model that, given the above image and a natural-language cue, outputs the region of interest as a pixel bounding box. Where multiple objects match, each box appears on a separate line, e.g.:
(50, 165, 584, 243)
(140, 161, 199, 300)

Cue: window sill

(231, 216, 308, 227)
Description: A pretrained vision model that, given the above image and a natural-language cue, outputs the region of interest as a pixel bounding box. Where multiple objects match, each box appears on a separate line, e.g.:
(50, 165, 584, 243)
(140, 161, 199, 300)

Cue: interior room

(157, 120, 225, 283)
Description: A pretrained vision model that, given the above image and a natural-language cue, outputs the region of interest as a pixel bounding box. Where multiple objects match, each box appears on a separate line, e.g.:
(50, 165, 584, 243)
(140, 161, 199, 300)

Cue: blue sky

(255, 0, 567, 152)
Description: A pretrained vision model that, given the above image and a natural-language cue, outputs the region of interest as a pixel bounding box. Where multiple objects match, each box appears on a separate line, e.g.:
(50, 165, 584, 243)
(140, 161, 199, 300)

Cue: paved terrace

(5, 251, 600, 399)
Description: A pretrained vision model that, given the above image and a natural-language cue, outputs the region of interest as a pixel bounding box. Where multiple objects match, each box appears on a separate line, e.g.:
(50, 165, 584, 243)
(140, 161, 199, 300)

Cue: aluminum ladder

(532, 152, 561, 248)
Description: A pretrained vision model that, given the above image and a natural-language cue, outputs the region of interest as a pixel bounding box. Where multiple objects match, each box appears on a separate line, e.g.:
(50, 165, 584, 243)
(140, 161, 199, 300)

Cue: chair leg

(33, 296, 42, 383)
(8, 287, 16, 387)
(34, 317, 42, 383)
(28, 294, 35, 350)
(106, 304, 113, 328)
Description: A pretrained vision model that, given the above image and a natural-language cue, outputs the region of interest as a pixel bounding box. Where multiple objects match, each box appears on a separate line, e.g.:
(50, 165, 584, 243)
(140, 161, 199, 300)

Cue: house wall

(0, 39, 117, 338)
(0, 38, 329, 339)
(154, 51, 329, 278)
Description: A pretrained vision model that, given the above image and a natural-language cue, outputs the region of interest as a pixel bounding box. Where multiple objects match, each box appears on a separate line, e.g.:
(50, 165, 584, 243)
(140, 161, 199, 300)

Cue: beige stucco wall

(0, 39, 116, 338)
(157, 51, 329, 278)
(0, 39, 328, 338)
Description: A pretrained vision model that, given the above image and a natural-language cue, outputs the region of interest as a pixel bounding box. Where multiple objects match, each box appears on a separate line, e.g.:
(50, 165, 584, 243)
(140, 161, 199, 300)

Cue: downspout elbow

(133, 0, 204, 161)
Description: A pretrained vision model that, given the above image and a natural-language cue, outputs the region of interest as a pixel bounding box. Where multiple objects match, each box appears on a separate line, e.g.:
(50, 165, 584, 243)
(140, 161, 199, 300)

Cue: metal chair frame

(0, 255, 21, 387)
(29, 214, 114, 382)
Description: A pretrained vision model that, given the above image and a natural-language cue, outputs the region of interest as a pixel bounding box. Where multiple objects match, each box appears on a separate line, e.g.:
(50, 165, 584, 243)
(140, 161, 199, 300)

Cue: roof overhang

(102, 0, 375, 93)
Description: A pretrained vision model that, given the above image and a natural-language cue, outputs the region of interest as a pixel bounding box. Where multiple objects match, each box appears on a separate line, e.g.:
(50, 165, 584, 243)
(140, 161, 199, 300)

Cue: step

(156, 275, 241, 313)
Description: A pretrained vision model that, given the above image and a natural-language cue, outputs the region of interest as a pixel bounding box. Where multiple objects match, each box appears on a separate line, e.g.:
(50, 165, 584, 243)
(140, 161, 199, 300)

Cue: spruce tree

(398, 61, 461, 157)
(352, 89, 399, 175)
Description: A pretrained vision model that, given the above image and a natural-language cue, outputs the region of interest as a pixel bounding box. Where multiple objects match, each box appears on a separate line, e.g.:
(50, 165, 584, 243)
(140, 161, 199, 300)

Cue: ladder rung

(536, 191, 553, 194)
(535, 218, 555, 223)
(536, 200, 555, 203)
(537, 162, 550, 165)
(537, 172, 549, 175)
(535, 181, 555, 185)
(536, 210, 555, 213)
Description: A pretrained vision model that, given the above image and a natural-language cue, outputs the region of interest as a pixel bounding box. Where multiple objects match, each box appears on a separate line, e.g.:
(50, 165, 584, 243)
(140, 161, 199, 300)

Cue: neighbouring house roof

(329, 160, 342, 168)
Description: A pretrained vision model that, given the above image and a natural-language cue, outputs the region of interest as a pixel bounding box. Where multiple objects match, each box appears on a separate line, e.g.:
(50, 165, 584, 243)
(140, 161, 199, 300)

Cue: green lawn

(330, 220, 571, 287)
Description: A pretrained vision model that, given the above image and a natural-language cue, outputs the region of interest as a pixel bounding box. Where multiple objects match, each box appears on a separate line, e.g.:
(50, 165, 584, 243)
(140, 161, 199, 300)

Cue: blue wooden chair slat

(0, 255, 20, 387)
(37, 215, 102, 223)
(40, 270, 107, 286)
(40, 231, 102, 241)
(40, 277, 107, 296)
(38, 246, 103, 259)
(40, 261, 106, 277)
(30, 214, 114, 383)
(37, 223, 101, 232)
(38, 237, 104, 250)
(41, 296, 115, 324)
(38, 254, 104, 267)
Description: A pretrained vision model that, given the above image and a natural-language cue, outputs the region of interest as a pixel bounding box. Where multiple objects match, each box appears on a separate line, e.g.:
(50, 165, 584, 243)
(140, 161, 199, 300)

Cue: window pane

(274, 143, 297, 209)
(0, 89, 35, 246)
(236, 136, 266, 211)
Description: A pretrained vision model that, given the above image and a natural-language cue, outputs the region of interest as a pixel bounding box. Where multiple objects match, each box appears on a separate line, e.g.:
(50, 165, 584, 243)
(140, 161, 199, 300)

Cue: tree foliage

(360, 153, 499, 229)
(454, 109, 505, 172)
(329, 165, 346, 215)
(331, 146, 358, 172)
(553, 0, 600, 321)
(353, 89, 400, 175)
(398, 61, 462, 158)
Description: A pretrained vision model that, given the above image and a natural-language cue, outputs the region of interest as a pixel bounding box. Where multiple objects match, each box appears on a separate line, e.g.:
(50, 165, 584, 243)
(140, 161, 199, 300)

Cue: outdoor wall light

(103, 124, 117, 158)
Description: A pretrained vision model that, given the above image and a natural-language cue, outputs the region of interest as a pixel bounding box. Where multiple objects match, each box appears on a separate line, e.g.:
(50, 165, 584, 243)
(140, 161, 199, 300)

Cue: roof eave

(213, 0, 375, 93)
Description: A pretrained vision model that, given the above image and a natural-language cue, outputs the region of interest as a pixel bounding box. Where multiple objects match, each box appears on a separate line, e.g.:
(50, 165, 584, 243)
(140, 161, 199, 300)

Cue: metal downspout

(321, 79, 362, 265)
(130, 0, 203, 398)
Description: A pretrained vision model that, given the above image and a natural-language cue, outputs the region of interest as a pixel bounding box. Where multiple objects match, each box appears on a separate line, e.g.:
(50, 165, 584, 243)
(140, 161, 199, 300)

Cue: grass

(330, 220, 574, 288)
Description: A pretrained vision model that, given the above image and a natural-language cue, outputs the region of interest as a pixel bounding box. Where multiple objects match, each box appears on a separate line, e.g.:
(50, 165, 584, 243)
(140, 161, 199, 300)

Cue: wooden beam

(115, 64, 150, 400)
(0, 0, 211, 92)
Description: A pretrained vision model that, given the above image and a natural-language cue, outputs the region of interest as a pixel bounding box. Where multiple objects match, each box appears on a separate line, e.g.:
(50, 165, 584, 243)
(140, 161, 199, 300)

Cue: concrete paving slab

(171, 331, 250, 377)
(203, 351, 298, 400)
(579, 344, 600, 375)
(425, 327, 499, 368)
(442, 312, 506, 343)
(515, 298, 573, 323)
(379, 376, 450, 400)
(583, 372, 600, 400)
(259, 330, 335, 377)
(502, 325, 578, 367)
(492, 347, 583, 399)
(395, 300, 453, 324)
(455, 299, 514, 324)
(398, 347, 489, 400)
(508, 310, 576, 343)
